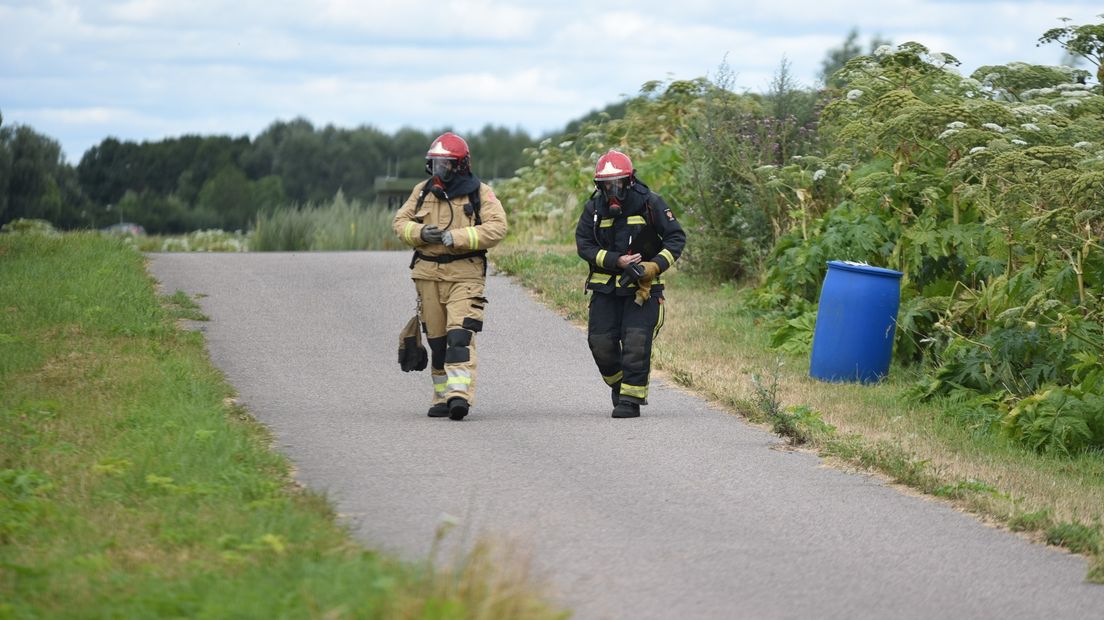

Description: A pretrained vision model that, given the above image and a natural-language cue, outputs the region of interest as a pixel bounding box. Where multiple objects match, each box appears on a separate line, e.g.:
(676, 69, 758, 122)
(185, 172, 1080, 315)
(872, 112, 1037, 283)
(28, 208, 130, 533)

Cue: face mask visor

(430, 158, 456, 183)
(596, 177, 627, 201)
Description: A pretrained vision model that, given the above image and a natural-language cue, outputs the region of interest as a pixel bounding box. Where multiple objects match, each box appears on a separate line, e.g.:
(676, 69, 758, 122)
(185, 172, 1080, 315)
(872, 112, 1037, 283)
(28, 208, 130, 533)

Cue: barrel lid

(826, 260, 903, 278)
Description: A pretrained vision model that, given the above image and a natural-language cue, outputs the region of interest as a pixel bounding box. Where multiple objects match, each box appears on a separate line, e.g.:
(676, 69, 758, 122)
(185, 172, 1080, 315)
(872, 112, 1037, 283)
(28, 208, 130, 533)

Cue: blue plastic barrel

(809, 260, 903, 383)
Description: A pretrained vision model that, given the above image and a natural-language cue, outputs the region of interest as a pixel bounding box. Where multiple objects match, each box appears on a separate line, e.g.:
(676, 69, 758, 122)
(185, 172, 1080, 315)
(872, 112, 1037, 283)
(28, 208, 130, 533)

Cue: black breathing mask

(607, 197, 622, 217)
(597, 177, 628, 202)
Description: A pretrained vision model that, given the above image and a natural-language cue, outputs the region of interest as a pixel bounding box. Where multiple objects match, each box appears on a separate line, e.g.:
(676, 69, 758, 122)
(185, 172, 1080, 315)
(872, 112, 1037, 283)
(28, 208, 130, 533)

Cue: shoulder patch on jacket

(665, 209, 675, 221)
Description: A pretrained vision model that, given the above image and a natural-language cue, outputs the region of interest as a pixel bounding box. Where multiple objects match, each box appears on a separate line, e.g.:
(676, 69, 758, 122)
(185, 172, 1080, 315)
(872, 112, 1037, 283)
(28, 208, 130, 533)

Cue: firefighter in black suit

(575, 149, 686, 418)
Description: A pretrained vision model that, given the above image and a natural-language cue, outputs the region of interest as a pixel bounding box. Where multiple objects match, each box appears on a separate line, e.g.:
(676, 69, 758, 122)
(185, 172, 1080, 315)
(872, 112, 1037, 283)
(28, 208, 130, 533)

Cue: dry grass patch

(396, 534, 567, 620)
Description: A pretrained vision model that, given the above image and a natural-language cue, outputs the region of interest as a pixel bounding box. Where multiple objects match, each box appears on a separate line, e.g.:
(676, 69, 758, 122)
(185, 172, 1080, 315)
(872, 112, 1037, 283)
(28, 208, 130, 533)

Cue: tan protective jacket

(393, 181, 508, 282)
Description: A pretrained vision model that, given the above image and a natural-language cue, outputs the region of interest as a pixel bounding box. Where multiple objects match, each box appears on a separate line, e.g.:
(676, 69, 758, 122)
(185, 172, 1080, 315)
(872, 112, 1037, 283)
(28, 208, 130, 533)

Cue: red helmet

(425, 132, 471, 181)
(594, 149, 633, 201)
(426, 132, 470, 160)
(594, 149, 633, 181)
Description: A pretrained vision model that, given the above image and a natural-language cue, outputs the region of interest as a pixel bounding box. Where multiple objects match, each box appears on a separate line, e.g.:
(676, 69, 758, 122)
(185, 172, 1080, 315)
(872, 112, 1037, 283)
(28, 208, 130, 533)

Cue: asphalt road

(148, 251, 1103, 619)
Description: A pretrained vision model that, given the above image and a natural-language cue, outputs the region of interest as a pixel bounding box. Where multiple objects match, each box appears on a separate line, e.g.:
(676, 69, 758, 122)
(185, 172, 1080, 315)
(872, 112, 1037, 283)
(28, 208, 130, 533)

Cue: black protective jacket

(575, 181, 686, 296)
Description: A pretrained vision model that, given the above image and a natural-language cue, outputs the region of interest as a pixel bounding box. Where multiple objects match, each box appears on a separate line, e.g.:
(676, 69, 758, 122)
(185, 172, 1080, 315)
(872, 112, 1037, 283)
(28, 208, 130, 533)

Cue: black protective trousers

(586, 292, 664, 405)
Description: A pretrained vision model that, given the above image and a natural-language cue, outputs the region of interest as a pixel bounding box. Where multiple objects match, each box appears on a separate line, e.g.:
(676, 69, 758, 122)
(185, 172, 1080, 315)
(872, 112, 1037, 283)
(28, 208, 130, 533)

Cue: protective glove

(634, 261, 661, 306)
(397, 315, 428, 372)
(617, 263, 645, 288)
(442, 230, 455, 247)
(420, 224, 444, 244)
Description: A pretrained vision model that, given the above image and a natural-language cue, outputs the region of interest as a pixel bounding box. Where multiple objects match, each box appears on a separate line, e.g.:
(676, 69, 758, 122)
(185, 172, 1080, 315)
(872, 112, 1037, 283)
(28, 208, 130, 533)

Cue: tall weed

(252, 190, 404, 251)
(677, 60, 825, 281)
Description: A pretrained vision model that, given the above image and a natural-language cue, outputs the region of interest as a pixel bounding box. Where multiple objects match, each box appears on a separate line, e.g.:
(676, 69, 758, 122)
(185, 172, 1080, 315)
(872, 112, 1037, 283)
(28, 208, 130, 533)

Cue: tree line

(0, 115, 536, 234)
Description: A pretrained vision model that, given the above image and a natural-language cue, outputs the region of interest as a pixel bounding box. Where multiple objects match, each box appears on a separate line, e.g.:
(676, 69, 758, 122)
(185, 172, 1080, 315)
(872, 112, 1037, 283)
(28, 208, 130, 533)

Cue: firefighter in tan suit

(393, 132, 508, 420)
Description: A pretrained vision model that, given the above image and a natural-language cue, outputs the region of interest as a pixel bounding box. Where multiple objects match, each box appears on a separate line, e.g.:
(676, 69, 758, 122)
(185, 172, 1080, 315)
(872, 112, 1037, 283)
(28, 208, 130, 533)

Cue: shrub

(1, 218, 57, 235)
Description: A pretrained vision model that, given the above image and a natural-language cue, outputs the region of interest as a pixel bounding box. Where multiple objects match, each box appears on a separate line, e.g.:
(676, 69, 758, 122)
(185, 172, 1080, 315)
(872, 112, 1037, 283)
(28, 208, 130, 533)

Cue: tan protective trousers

(415, 279, 486, 406)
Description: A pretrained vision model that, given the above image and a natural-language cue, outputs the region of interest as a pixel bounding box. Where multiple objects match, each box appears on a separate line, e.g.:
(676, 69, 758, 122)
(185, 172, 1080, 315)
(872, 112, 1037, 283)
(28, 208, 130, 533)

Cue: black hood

(435, 173, 481, 199)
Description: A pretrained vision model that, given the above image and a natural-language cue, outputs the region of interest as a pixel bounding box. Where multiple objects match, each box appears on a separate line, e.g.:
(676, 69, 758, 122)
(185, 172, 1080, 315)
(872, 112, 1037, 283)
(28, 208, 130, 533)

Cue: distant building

(374, 177, 422, 209)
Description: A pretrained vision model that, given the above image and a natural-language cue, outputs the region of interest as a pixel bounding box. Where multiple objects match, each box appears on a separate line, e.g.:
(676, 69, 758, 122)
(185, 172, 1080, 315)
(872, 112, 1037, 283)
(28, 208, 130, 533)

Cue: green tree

(1039, 16, 1104, 82)
(84, 138, 134, 203)
(197, 166, 253, 230)
(767, 56, 821, 162)
(269, 119, 327, 203)
(69, 116, 533, 230)
(0, 123, 78, 227)
(389, 127, 434, 178)
(0, 111, 10, 222)
(116, 190, 200, 233)
(468, 125, 535, 180)
(251, 175, 286, 213)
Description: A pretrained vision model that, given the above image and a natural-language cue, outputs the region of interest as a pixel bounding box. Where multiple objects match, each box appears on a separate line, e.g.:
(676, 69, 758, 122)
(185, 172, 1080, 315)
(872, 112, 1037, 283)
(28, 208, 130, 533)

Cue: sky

(2, 1, 1102, 164)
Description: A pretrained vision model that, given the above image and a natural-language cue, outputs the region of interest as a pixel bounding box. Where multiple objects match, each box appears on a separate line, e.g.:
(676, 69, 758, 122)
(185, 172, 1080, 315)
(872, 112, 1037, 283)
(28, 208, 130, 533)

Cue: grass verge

(0, 232, 565, 619)
(491, 243, 1104, 584)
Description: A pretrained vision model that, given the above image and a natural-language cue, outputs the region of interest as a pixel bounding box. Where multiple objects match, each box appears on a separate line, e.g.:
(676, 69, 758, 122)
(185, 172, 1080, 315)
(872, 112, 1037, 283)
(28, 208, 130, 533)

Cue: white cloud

(309, 0, 540, 40)
(20, 106, 137, 125)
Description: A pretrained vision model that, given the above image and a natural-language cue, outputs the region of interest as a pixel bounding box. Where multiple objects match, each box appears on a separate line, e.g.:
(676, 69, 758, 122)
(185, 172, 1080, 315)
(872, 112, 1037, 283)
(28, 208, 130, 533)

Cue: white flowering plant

(752, 23, 1104, 457)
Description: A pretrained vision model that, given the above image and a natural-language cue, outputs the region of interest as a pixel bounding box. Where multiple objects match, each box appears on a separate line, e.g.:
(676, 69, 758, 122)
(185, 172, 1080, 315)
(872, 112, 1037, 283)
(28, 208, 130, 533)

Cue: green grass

(491, 242, 1104, 583)
(0, 232, 565, 618)
(1009, 509, 1052, 533)
(1047, 522, 1102, 555)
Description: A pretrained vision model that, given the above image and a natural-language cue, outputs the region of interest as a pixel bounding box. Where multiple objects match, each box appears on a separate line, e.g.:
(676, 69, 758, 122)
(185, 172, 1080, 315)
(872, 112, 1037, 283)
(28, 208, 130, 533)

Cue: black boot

(611, 384, 621, 408)
(612, 400, 640, 418)
(448, 397, 469, 420)
(427, 402, 449, 418)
